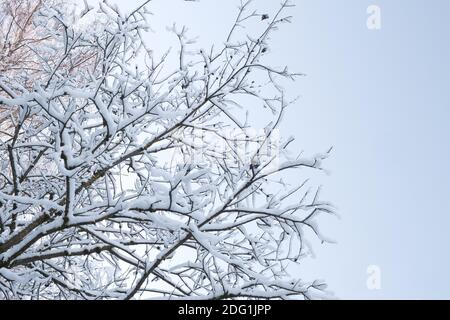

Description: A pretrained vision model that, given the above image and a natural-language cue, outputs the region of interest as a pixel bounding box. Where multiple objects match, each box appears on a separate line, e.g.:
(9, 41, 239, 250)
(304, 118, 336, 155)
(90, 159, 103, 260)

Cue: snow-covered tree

(0, 0, 333, 300)
(0, 0, 98, 135)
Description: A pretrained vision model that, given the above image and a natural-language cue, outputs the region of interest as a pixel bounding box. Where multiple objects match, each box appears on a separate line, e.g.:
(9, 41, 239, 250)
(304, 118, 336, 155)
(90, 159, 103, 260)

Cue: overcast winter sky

(100, 0, 450, 299)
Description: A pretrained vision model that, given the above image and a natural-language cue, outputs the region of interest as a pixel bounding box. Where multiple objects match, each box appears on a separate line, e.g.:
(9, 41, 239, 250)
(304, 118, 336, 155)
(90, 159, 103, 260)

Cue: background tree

(0, 0, 333, 300)
(0, 0, 98, 135)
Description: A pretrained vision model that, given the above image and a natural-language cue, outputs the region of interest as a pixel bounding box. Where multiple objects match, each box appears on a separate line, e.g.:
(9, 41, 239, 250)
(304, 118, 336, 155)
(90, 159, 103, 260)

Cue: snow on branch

(0, 0, 333, 300)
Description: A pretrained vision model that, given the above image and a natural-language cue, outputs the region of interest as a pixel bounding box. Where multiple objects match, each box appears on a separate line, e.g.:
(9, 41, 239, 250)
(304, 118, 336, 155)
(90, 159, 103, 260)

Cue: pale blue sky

(104, 0, 450, 299)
